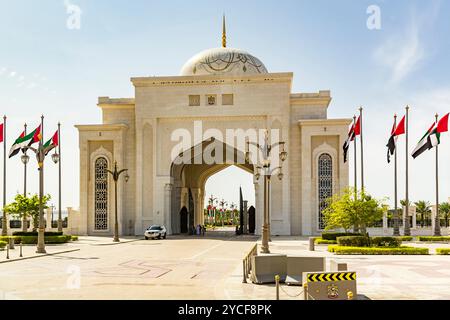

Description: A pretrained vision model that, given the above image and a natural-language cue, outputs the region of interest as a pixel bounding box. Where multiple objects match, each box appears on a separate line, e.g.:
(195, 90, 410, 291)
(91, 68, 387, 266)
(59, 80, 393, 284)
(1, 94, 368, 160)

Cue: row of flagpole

(344, 106, 449, 236)
(0, 116, 62, 236)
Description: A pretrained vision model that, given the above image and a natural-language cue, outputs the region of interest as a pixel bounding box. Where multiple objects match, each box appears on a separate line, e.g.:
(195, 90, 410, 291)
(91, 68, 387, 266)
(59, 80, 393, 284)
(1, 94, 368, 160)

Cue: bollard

(347, 291, 354, 300)
(275, 275, 280, 300)
(6, 244, 9, 259)
(309, 237, 315, 251)
(20, 242, 23, 258)
(9, 237, 15, 250)
(303, 283, 308, 300)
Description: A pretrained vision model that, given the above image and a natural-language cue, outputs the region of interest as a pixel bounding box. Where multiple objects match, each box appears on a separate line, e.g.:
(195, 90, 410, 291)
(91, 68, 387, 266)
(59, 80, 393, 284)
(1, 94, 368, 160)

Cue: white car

(144, 225, 167, 240)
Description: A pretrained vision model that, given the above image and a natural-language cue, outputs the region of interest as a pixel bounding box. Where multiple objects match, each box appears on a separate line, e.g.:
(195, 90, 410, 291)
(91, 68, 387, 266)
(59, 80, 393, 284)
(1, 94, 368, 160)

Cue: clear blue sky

(0, 0, 449, 209)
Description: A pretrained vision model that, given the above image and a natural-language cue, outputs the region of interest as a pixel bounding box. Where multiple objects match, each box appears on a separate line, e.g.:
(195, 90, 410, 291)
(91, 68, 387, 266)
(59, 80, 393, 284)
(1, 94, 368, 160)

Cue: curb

(0, 248, 81, 264)
(88, 238, 143, 246)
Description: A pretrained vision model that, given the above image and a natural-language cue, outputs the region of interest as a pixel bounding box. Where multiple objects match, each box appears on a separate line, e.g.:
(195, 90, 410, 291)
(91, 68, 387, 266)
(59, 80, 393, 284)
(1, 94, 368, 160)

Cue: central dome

(180, 47, 268, 76)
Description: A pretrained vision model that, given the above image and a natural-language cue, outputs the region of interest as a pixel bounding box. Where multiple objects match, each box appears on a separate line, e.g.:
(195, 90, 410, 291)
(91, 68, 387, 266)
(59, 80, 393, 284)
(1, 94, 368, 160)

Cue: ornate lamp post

(22, 116, 58, 254)
(107, 161, 129, 242)
(246, 129, 287, 254)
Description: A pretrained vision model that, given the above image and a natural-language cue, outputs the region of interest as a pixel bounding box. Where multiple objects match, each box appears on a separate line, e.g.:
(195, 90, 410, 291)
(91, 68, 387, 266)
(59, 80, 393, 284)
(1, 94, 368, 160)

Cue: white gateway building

(75, 23, 351, 237)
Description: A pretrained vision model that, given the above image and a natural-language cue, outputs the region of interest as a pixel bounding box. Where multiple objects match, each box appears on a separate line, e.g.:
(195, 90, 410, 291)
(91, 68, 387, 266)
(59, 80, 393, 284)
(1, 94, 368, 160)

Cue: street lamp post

(22, 115, 59, 254)
(246, 130, 287, 254)
(107, 161, 129, 242)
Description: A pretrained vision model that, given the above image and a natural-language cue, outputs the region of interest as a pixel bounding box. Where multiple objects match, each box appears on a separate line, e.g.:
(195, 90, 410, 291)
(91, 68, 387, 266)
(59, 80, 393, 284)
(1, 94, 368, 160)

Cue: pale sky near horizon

(0, 0, 449, 210)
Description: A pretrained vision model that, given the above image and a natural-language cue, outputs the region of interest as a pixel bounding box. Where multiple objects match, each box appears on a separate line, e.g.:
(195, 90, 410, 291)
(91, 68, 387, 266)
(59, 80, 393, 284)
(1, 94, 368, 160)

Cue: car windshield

(149, 226, 162, 230)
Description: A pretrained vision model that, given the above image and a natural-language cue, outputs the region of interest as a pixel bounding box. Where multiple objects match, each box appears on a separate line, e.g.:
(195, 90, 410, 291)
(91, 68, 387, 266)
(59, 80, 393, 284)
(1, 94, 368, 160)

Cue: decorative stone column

(382, 211, 388, 233)
(431, 205, 437, 232)
(45, 208, 52, 230)
(164, 183, 173, 234)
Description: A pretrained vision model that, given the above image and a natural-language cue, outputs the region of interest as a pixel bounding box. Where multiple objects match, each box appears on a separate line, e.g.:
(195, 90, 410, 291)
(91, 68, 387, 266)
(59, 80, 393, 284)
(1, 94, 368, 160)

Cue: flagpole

(1, 115, 6, 236)
(434, 113, 441, 236)
(359, 107, 364, 192)
(23, 123, 28, 232)
(57, 122, 62, 233)
(393, 115, 400, 236)
(404, 106, 411, 236)
(353, 115, 357, 199)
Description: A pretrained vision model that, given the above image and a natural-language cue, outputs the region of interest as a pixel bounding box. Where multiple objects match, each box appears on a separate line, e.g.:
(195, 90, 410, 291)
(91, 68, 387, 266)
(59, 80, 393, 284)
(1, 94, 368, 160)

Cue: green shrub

(71, 235, 79, 241)
(315, 239, 337, 245)
(12, 231, 63, 237)
(328, 245, 339, 252)
(322, 232, 361, 241)
(0, 236, 21, 244)
(396, 236, 413, 241)
(371, 237, 402, 247)
(19, 235, 71, 244)
(331, 246, 429, 255)
(436, 248, 450, 255)
(418, 236, 450, 242)
(337, 236, 371, 247)
(0, 241, 6, 249)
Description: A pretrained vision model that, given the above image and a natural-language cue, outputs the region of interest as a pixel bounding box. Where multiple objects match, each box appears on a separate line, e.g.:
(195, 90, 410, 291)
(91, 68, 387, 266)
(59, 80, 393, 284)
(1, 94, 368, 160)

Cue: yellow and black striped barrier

(307, 272, 356, 283)
(303, 271, 357, 300)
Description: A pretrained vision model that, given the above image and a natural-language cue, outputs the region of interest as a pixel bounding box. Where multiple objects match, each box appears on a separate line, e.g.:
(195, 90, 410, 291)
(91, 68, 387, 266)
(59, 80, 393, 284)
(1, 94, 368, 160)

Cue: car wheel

(145, 236, 149, 240)
(163, 233, 167, 239)
(158, 234, 162, 239)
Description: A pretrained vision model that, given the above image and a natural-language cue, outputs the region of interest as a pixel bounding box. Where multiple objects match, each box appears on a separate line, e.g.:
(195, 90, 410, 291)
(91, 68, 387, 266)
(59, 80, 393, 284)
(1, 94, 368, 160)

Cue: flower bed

(436, 248, 450, 255)
(328, 245, 429, 255)
(418, 236, 450, 242)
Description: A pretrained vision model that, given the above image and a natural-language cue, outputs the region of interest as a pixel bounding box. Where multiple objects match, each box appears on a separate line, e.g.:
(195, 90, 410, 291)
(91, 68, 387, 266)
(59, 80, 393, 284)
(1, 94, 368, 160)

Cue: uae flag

(343, 124, 355, 163)
(9, 125, 42, 158)
(43, 130, 59, 155)
(412, 123, 438, 159)
(412, 114, 448, 159)
(386, 115, 405, 163)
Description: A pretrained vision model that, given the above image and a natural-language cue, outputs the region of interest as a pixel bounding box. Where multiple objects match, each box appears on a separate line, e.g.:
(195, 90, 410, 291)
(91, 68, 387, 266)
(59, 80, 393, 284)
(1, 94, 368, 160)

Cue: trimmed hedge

(371, 237, 402, 247)
(0, 241, 6, 249)
(315, 239, 337, 245)
(418, 236, 450, 242)
(436, 248, 450, 255)
(0, 236, 21, 244)
(396, 236, 413, 242)
(12, 231, 63, 237)
(322, 232, 362, 241)
(337, 236, 371, 247)
(18, 235, 72, 244)
(71, 236, 79, 241)
(330, 246, 429, 255)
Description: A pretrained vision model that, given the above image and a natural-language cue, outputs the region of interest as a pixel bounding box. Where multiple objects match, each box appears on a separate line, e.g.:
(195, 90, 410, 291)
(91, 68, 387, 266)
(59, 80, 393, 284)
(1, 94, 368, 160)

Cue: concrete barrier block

(251, 254, 287, 284)
(330, 260, 348, 272)
(286, 256, 325, 285)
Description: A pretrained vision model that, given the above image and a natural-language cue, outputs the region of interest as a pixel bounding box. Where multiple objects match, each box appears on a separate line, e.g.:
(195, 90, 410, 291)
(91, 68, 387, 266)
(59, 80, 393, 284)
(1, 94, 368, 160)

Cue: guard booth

(303, 271, 357, 300)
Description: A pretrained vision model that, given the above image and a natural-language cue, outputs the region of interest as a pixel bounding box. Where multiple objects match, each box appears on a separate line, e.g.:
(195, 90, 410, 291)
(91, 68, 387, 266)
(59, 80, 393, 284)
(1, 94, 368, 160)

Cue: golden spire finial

(222, 14, 227, 48)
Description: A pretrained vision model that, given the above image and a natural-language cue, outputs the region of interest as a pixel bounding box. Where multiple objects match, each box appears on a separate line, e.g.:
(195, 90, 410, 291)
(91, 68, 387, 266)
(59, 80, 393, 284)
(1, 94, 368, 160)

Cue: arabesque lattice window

(94, 157, 108, 230)
(318, 153, 332, 230)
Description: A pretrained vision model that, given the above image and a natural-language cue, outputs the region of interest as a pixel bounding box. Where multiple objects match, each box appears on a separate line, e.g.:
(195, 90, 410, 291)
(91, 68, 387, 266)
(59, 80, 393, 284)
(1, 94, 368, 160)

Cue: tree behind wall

(323, 188, 385, 234)
(4, 194, 51, 232)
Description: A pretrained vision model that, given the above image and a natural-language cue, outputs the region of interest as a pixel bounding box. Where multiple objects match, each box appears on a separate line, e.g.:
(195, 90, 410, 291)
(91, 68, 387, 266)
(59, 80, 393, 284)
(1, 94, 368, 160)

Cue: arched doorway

(180, 207, 188, 234)
(170, 138, 258, 235)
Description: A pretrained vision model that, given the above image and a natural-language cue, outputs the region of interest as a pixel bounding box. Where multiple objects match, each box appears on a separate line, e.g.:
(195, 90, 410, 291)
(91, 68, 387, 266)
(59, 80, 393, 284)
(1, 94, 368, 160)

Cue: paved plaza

(0, 234, 450, 300)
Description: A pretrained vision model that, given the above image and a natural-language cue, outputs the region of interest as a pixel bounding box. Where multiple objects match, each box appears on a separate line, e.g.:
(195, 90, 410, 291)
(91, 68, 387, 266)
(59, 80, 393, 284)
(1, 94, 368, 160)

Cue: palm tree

(440, 202, 450, 227)
(414, 201, 431, 227)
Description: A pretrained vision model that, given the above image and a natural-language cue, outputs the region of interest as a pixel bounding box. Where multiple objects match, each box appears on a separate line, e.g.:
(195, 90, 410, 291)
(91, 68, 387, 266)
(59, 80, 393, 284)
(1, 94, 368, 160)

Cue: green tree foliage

(440, 202, 450, 227)
(4, 194, 51, 231)
(414, 200, 431, 227)
(323, 188, 385, 234)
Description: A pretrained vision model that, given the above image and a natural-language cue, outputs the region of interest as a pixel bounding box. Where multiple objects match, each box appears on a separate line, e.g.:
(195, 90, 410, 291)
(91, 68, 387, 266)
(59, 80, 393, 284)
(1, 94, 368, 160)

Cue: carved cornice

(298, 118, 352, 127)
(75, 124, 128, 131)
(131, 72, 293, 87)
